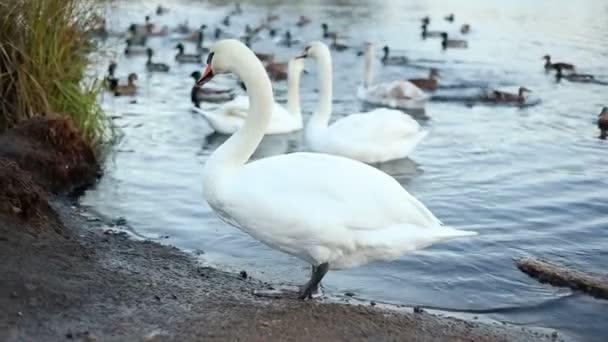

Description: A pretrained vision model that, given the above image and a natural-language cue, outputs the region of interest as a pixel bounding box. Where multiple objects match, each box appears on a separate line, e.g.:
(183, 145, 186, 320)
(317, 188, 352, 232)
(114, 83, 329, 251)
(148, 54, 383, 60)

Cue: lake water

(82, 0, 608, 340)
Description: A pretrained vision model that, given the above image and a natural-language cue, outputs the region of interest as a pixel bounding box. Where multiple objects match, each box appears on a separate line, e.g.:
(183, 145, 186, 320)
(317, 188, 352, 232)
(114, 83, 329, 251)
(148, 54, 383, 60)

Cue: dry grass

(0, 0, 109, 145)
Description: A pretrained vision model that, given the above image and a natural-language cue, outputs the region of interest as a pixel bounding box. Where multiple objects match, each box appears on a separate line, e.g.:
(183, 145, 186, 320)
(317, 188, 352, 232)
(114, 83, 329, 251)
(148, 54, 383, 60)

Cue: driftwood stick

(516, 257, 608, 300)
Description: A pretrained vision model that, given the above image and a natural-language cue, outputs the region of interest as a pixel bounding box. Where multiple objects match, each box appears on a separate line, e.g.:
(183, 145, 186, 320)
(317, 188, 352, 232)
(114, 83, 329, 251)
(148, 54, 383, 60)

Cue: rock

(240, 271, 248, 279)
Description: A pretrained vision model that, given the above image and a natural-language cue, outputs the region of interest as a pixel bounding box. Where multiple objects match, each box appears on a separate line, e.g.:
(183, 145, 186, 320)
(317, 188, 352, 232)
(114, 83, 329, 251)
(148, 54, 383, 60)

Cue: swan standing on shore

(357, 43, 428, 110)
(196, 39, 476, 299)
(301, 41, 428, 163)
(196, 58, 304, 135)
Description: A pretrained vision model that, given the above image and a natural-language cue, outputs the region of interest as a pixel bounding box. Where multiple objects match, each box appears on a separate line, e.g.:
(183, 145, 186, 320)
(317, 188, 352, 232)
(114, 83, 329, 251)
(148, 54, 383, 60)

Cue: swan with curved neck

(194, 57, 304, 135)
(196, 39, 476, 299)
(358, 42, 428, 110)
(302, 41, 428, 164)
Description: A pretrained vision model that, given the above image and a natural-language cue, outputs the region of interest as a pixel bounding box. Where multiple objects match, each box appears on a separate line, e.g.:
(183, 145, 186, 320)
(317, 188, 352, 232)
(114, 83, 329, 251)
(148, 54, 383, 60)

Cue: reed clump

(0, 0, 108, 145)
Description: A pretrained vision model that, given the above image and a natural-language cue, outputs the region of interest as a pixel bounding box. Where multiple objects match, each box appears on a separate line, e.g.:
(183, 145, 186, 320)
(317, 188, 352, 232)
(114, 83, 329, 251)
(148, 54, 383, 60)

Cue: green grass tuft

(0, 0, 109, 146)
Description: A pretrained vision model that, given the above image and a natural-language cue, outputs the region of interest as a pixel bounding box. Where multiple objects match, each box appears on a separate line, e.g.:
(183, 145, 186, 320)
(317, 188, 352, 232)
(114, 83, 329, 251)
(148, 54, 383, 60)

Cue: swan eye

(206, 52, 215, 65)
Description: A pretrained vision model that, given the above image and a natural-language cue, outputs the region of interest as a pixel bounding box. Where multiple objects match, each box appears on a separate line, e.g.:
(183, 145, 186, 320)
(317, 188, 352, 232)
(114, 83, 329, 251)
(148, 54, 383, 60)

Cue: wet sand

(0, 118, 564, 341)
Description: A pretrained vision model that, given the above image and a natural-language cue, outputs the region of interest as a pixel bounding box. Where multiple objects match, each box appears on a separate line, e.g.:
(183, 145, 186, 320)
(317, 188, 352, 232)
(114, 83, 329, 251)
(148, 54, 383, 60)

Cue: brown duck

(482, 87, 531, 104)
(114, 73, 138, 96)
(408, 69, 440, 91)
(543, 55, 575, 71)
(598, 107, 608, 140)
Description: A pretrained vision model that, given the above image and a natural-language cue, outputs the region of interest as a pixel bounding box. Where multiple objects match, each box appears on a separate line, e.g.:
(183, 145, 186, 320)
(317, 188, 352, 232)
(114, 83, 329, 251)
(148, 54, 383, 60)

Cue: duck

(114, 73, 138, 96)
(555, 65, 594, 83)
(222, 15, 230, 27)
(105, 62, 118, 90)
(321, 23, 338, 39)
(146, 48, 170, 72)
(277, 30, 299, 47)
(357, 42, 428, 110)
(196, 39, 476, 300)
(189, 71, 235, 106)
(214, 27, 223, 40)
(481, 87, 532, 104)
(127, 26, 148, 46)
(543, 55, 575, 71)
(381, 45, 408, 66)
(408, 69, 440, 91)
(266, 14, 280, 22)
(129, 16, 152, 37)
(174, 20, 190, 34)
(598, 107, 608, 140)
(445, 13, 455, 22)
(460, 24, 471, 34)
(300, 41, 428, 164)
(421, 23, 445, 39)
(265, 61, 289, 80)
(194, 56, 304, 135)
(175, 43, 202, 63)
(156, 5, 170, 15)
(421, 16, 430, 26)
(441, 32, 468, 49)
(124, 39, 147, 56)
(330, 36, 348, 52)
(296, 15, 311, 27)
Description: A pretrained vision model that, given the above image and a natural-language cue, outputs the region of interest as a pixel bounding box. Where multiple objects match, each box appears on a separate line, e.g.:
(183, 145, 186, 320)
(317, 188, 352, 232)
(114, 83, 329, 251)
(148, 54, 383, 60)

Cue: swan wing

(207, 153, 474, 267)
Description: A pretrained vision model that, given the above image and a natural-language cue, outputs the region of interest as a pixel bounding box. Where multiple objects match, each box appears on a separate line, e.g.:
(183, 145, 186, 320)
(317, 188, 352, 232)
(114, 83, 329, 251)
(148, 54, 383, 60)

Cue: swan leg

(298, 262, 329, 300)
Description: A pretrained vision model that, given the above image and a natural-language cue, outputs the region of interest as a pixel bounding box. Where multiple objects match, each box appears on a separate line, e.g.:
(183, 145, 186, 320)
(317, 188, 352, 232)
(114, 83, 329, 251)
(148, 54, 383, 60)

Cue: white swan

(357, 42, 428, 110)
(196, 58, 304, 135)
(196, 39, 476, 299)
(301, 42, 428, 164)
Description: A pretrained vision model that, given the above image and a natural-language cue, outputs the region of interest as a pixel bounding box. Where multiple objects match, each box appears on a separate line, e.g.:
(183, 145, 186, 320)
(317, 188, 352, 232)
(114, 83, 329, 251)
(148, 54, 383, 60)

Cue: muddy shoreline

(0, 118, 564, 341)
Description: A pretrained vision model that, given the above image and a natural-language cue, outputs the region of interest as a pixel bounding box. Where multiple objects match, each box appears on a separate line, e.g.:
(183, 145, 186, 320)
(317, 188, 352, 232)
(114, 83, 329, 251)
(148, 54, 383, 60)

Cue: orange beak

(196, 65, 214, 87)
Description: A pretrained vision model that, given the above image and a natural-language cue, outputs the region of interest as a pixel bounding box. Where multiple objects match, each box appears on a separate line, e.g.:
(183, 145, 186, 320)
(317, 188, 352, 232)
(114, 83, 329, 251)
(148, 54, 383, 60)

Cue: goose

(300, 41, 428, 164)
(194, 56, 304, 135)
(146, 48, 170, 72)
(124, 39, 147, 56)
(381, 46, 409, 66)
(481, 87, 531, 104)
(598, 107, 608, 140)
(543, 55, 575, 71)
(460, 24, 471, 34)
(296, 15, 311, 27)
(408, 69, 440, 91)
(114, 73, 138, 96)
(190, 71, 235, 106)
(175, 43, 202, 63)
(445, 13, 455, 22)
(196, 39, 476, 299)
(421, 24, 445, 39)
(357, 42, 428, 110)
(441, 33, 467, 49)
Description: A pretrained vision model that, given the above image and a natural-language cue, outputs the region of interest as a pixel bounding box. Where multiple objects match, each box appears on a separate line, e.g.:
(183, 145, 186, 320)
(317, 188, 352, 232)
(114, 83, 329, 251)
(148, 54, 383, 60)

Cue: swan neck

(311, 50, 333, 127)
(287, 66, 302, 118)
(207, 57, 273, 172)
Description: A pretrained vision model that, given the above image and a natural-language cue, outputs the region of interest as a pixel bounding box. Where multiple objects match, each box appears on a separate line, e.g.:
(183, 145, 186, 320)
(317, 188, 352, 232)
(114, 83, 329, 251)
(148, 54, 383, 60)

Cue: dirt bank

(0, 118, 565, 341)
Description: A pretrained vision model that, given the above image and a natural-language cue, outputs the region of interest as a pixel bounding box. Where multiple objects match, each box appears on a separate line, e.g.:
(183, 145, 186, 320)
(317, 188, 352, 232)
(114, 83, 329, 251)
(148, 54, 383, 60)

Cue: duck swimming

(555, 65, 594, 83)
(321, 23, 338, 39)
(543, 55, 575, 71)
(296, 15, 311, 27)
(175, 43, 202, 63)
(146, 48, 170, 72)
(195, 39, 475, 299)
(381, 46, 408, 66)
(189, 71, 235, 106)
(482, 87, 531, 104)
(444, 13, 455, 22)
(460, 24, 471, 34)
(441, 32, 467, 49)
(105, 62, 118, 91)
(114, 73, 138, 97)
(598, 107, 608, 140)
(408, 69, 440, 91)
(421, 23, 444, 39)
(124, 38, 147, 56)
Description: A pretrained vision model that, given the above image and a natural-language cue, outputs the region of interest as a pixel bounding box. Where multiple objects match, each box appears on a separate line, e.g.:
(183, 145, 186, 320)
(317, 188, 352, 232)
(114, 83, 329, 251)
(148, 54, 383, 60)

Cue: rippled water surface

(83, 0, 608, 340)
